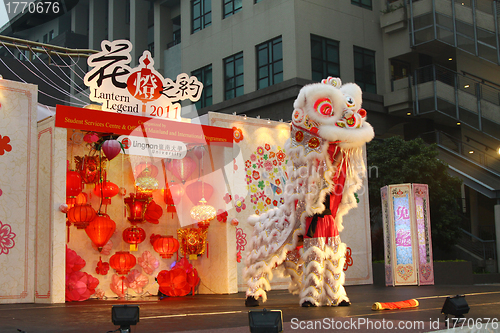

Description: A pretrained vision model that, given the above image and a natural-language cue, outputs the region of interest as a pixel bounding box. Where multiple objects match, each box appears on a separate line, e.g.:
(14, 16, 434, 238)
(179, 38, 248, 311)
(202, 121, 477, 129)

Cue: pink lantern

(193, 146, 205, 160)
(185, 181, 213, 205)
(168, 157, 196, 184)
(101, 140, 122, 161)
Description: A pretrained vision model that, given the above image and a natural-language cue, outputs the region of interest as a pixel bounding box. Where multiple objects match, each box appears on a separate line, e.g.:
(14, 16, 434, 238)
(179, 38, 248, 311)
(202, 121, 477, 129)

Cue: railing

(419, 130, 500, 175)
(457, 227, 496, 262)
(413, 64, 500, 141)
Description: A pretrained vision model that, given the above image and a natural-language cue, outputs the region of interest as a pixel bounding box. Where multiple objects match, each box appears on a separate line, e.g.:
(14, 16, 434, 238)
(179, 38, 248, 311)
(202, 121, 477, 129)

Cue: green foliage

(367, 137, 463, 254)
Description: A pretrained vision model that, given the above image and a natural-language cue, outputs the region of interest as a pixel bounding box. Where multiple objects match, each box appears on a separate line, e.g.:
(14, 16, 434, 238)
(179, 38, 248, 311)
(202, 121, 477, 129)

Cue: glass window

(224, 52, 244, 100)
(351, 0, 372, 10)
(192, 0, 212, 33)
(223, 0, 242, 18)
(310, 34, 340, 82)
(353, 46, 376, 94)
(256, 36, 283, 90)
(192, 64, 213, 109)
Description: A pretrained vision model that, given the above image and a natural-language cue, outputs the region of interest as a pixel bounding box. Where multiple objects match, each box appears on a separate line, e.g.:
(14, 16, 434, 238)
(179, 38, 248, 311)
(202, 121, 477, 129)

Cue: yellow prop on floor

(372, 299, 419, 310)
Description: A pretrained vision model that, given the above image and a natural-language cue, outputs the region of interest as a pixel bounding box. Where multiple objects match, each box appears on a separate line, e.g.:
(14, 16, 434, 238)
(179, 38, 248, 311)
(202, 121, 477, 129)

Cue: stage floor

(2, 284, 500, 333)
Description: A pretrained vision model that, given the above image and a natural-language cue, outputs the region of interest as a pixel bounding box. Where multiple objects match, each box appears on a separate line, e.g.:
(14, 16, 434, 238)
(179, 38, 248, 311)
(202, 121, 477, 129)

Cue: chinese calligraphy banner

(84, 40, 203, 121)
(55, 104, 233, 147)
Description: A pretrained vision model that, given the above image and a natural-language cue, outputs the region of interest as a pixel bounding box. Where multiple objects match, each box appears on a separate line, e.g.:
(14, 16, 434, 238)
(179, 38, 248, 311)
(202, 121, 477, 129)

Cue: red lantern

(124, 193, 152, 224)
(101, 139, 122, 161)
(185, 181, 214, 205)
(93, 181, 120, 205)
(75, 192, 88, 205)
(168, 157, 196, 184)
(85, 214, 116, 252)
(66, 170, 82, 204)
(67, 204, 97, 229)
(109, 251, 136, 275)
(145, 200, 163, 224)
(153, 236, 179, 259)
(134, 163, 159, 178)
(123, 226, 146, 251)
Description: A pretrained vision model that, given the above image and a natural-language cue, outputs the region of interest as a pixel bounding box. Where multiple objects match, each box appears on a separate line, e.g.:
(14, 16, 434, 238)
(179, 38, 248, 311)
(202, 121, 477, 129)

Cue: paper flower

(110, 274, 128, 298)
(138, 251, 159, 275)
(156, 258, 199, 297)
(216, 209, 228, 223)
(92, 239, 113, 255)
(66, 271, 99, 302)
(66, 247, 86, 273)
(0, 135, 12, 155)
(0, 220, 16, 255)
(232, 127, 243, 143)
(126, 269, 149, 294)
(94, 289, 106, 300)
(95, 258, 110, 275)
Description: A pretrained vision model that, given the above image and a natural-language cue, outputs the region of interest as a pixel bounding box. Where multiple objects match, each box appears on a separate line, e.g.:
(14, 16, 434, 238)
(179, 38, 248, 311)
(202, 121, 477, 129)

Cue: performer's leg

(323, 237, 350, 306)
(299, 238, 327, 307)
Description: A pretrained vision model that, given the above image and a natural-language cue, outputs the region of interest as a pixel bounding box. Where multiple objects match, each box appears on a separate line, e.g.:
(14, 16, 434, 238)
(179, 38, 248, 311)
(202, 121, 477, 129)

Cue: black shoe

(301, 301, 316, 307)
(245, 296, 260, 307)
(338, 300, 351, 306)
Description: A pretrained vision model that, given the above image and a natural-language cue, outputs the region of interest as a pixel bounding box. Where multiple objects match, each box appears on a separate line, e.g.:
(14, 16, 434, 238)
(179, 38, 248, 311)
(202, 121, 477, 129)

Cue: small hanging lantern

(101, 139, 123, 161)
(144, 200, 163, 224)
(152, 236, 179, 259)
(123, 226, 146, 252)
(190, 198, 216, 229)
(85, 214, 116, 252)
(124, 193, 152, 224)
(177, 228, 208, 260)
(93, 180, 120, 205)
(67, 204, 97, 229)
(75, 192, 88, 205)
(66, 170, 82, 204)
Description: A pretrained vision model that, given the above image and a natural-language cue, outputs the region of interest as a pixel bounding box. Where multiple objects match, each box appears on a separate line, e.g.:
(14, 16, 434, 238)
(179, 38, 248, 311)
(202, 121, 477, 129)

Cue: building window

(192, 64, 213, 109)
(354, 46, 376, 93)
(223, 0, 242, 18)
(192, 0, 212, 33)
(351, 0, 372, 10)
(310, 34, 340, 82)
(256, 36, 283, 90)
(43, 34, 48, 43)
(49, 30, 54, 41)
(224, 52, 244, 100)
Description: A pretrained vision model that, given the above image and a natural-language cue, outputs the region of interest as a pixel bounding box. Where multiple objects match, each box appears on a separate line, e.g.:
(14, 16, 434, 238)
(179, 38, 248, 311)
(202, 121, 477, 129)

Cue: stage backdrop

(207, 112, 373, 290)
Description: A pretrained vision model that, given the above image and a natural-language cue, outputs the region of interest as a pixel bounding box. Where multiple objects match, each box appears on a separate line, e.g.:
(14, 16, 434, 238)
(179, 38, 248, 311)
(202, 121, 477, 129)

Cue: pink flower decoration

(256, 160, 263, 168)
(245, 175, 252, 184)
(110, 274, 128, 298)
(245, 160, 252, 169)
(0, 135, 12, 155)
(250, 194, 258, 204)
(223, 193, 232, 204)
(66, 246, 86, 273)
(138, 251, 159, 275)
(95, 258, 110, 275)
(256, 146, 264, 155)
(92, 239, 113, 255)
(66, 271, 99, 302)
(232, 127, 244, 143)
(252, 170, 260, 180)
(83, 132, 99, 143)
(233, 159, 238, 171)
(94, 289, 106, 299)
(236, 227, 247, 252)
(264, 160, 273, 172)
(0, 188, 3, 197)
(126, 269, 149, 294)
(250, 154, 256, 162)
(0, 220, 16, 255)
(234, 195, 246, 213)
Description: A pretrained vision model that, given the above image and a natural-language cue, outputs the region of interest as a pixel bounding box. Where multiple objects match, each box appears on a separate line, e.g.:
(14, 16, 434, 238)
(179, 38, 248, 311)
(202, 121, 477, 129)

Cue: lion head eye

(345, 96, 356, 109)
(313, 98, 333, 116)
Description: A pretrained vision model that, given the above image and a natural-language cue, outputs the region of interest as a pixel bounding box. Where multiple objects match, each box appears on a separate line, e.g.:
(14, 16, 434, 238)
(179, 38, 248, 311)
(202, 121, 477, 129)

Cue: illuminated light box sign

(55, 105, 233, 147)
(83, 39, 202, 121)
(380, 184, 434, 286)
(117, 135, 187, 159)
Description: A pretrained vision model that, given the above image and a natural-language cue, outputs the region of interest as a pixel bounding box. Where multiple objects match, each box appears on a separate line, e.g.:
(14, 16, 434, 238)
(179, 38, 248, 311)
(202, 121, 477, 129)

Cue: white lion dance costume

(244, 77, 374, 307)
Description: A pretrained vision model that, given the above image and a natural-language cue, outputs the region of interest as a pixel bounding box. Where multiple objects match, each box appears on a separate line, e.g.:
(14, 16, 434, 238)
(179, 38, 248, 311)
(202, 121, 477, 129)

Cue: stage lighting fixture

(112, 305, 140, 333)
(441, 295, 469, 327)
(248, 308, 283, 333)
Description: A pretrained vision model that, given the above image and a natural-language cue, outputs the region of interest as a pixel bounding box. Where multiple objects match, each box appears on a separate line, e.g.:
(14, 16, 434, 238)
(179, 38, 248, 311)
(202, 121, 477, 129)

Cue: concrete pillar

(89, 0, 108, 50)
(154, 2, 171, 75)
(470, 189, 479, 237)
(495, 202, 500, 273)
(109, 0, 129, 41)
(130, 0, 149, 66)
